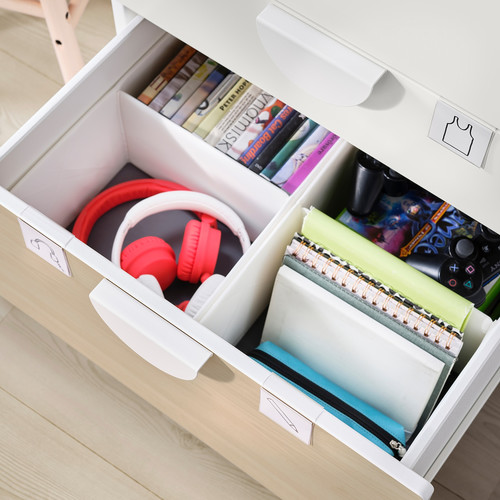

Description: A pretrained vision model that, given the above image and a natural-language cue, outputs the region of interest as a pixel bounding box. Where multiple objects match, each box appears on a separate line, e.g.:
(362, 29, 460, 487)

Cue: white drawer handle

(89, 279, 212, 380)
(256, 4, 386, 106)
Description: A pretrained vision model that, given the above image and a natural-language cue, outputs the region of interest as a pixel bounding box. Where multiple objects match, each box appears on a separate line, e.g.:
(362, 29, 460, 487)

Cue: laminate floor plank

(0, 387, 159, 500)
(432, 385, 500, 500)
(0, 306, 277, 500)
(0, 49, 60, 146)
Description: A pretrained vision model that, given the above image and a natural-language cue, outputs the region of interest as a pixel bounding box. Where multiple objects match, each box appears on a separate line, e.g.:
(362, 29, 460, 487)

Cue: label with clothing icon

(429, 101, 493, 168)
(442, 115, 474, 156)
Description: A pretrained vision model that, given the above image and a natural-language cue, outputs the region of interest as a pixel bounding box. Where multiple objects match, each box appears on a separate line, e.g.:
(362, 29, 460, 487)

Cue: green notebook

(301, 207, 474, 332)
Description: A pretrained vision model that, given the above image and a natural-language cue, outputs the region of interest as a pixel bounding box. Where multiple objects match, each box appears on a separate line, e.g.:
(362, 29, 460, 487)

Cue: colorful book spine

(193, 78, 252, 139)
(270, 126, 330, 187)
(226, 99, 285, 160)
(260, 118, 318, 179)
(160, 58, 218, 119)
(170, 66, 229, 126)
(204, 84, 263, 146)
(237, 105, 297, 166)
(149, 51, 207, 112)
(182, 73, 240, 132)
(282, 132, 340, 194)
(137, 45, 197, 105)
(249, 113, 308, 174)
(213, 90, 275, 153)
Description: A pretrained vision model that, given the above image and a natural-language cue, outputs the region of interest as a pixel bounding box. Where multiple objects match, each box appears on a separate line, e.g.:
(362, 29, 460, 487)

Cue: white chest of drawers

(0, 2, 499, 498)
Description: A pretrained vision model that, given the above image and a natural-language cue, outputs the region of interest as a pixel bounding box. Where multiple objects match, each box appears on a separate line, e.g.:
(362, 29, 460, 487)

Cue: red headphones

(72, 179, 250, 313)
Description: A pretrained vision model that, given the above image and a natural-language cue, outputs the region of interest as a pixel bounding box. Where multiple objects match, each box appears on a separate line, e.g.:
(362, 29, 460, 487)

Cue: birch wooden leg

(0, 0, 90, 82)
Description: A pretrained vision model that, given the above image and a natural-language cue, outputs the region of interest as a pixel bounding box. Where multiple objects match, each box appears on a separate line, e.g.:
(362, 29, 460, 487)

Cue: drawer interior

(3, 17, 500, 485)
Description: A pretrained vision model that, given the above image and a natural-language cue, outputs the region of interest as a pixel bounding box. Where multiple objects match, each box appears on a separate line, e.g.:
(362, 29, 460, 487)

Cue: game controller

(346, 151, 409, 217)
(405, 225, 500, 306)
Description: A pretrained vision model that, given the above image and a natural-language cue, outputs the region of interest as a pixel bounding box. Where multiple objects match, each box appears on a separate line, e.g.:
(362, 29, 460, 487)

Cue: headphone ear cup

(121, 236, 177, 291)
(185, 274, 225, 318)
(178, 219, 221, 283)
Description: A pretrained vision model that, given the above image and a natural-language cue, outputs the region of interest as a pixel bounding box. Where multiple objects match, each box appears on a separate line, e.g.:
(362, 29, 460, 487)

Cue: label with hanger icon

(18, 219, 72, 277)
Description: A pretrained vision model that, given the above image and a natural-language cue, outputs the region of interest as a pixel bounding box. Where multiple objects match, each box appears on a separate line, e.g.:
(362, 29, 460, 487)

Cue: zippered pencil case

(249, 341, 407, 459)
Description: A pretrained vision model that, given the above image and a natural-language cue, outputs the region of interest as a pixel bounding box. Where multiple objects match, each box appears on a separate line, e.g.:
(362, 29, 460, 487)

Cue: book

(262, 264, 445, 433)
(182, 73, 240, 132)
(149, 51, 207, 113)
(193, 78, 252, 139)
(160, 58, 218, 119)
(270, 126, 330, 187)
(260, 118, 318, 179)
(169, 66, 230, 126)
(226, 99, 285, 160)
(282, 132, 340, 194)
(237, 105, 297, 166)
(214, 90, 275, 154)
(137, 44, 197, 105)
(248, 113, 308, 174)
(204, 84, 264, 147)
(301, 207, 475, 332)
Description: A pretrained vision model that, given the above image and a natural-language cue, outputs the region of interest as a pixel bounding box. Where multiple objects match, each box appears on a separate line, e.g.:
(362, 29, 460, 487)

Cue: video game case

(226, 99, 285, 160)
(271, 125, 330, 187)
(170, 66, 230, 126)
(137, 44, 197, 105)
(160, 58, 218, 119)
(193, 78, 252, 139)
(215, 90, 276, 154)
(204, 84, 264, 146)
(182, 73, 240, 132)
(248, 113, 308, 174)
(282, 132, 340, 194)
(149, 51, 207, 112)
(260, 118, 318, 179)
(237, 105, 297, 167)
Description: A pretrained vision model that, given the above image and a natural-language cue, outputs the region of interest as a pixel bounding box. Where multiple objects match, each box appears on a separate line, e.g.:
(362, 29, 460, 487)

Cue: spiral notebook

(286, 234, 463, 358)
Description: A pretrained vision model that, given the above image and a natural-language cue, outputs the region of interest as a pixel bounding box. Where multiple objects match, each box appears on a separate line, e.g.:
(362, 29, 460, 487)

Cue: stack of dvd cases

(137, 44, 341, 195)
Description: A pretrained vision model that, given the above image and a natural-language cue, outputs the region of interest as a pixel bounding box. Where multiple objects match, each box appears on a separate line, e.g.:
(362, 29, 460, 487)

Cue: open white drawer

(1, 15, 499, 500)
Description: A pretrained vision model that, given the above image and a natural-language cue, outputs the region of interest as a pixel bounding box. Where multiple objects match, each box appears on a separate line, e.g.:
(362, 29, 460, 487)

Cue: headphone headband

(72, 179, 191, 243)
(111, 191, 251, 266)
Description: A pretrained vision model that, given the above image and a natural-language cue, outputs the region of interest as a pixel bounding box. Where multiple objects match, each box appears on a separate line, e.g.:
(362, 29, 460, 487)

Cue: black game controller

(347, 151, 409, 217)
(405, 225, 500, 306)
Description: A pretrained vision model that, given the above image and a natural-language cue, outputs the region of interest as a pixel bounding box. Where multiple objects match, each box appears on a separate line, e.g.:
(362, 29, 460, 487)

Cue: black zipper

(249, 348, 406, 459)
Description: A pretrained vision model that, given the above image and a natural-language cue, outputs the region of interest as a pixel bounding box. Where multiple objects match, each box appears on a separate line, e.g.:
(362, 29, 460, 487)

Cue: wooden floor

(0, 2, 499, 498)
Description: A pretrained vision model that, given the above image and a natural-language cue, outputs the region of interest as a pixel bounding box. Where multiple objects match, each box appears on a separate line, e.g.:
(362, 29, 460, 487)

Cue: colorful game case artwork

(338, 189, 480, 258)
(160, 58, 218, 119)
(260, 118, 318, 180)
(282, 132, 339, 194)
(248, 113, 308, 174)
(182, 73, 240, 132)
(193, 78, 252, 139)
(226, 99, 285, 160)
(270, 126, 330, 187)
(237, 105, 296, 166)
(215, 90, 275, 154)
(170, 66, 229, 126)
(138, 44, 197, 105)
(204, 84, 264, 146)
(149, 51, 207, 112)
